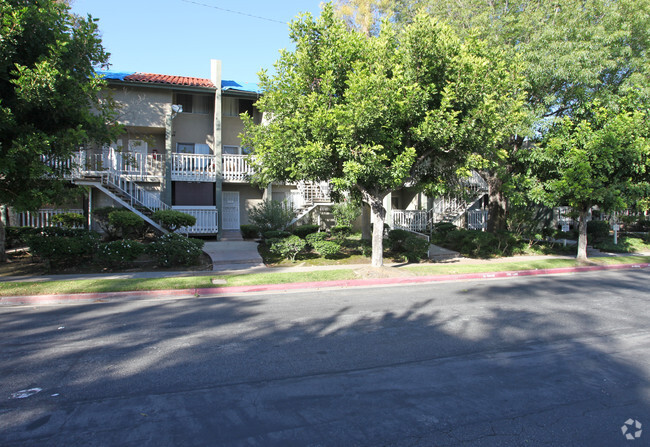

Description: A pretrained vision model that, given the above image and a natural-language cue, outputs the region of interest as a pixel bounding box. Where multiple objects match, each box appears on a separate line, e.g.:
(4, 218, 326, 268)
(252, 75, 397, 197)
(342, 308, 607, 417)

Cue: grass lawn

(0, 255, 648, 298)
(593, 235, 650, 253)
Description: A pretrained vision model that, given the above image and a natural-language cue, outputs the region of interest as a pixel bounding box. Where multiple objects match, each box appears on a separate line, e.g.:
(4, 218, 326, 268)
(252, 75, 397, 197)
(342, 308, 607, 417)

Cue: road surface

(1, 268, 649, 446)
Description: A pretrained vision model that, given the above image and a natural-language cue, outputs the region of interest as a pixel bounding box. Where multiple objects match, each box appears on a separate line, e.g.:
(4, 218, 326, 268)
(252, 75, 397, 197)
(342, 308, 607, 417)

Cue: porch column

(384, 194, 393, 230)
(161, 113, 173, 206)
(212, 59, 223, 240)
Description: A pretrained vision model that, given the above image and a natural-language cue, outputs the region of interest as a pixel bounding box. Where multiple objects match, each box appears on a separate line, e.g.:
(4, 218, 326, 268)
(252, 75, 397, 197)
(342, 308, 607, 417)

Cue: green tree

(243, 5, 523, 266)
(0, 0, 118, 260)
(333, 0, 394, 36)
(388, 0, 650, 231)
(526, 98, 650, 261)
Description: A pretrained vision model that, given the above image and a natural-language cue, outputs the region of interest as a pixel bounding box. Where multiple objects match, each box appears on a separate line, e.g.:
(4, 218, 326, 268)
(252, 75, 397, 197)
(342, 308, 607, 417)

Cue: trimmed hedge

(305, 232, 328, 245)
(263, 230, 292, 239)
(97, 239, 145, 268)
(108, 210, 145, 238)
(152, 210, 196, 232)
(146, 233, 205, 267)
(27, 230, 101, 268)
(293, 224, 320, 238)
(240, 224, 260, 239)
(269, 235, 306, 261)
(311, 240, 341, 258)
(51, 212, 85, 229)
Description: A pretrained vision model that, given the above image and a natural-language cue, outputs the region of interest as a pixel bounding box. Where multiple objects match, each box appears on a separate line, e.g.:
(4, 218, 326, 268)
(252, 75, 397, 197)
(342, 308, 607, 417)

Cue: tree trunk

(576, 208, 589, 262)
(482, 170, 507, 233)
(0, 206, 6, 263)
(361, 203, 371, 240)
(369, 197, 386, 267)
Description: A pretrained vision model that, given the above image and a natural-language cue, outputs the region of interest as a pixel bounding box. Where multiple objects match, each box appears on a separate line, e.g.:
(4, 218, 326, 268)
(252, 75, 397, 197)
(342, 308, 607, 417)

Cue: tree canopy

(243, 4, 524, 266)
(0, 0, 117, 211)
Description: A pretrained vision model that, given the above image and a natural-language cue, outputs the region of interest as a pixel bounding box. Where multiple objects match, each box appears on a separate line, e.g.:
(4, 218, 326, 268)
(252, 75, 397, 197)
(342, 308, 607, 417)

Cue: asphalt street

(1, 269, 649, 446)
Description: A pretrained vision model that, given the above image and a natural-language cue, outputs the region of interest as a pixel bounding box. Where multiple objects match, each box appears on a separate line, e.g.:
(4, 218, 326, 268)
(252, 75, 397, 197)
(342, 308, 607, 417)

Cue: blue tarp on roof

(222, 80, 261, 94)
(96, 71, 136, 81)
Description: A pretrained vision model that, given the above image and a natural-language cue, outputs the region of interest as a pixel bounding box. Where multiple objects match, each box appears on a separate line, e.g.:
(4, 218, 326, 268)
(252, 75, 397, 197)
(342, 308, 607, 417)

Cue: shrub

(269, 235, 306, 261)
(5, 227, 39, 249)
(431, 222, 457, 243)
(26, 230, 100, 268)
(146, 233, 205, 267)
(403, 237, 430, 262)
(331, 201, 361, 227)
(387, 229, 412, 251)
(311, 240, 341, 258)
(92, 206, 120, 238)
(293, 224, 320, 238)
(306, 232, 328, 245)
(587, 220, 610, 241)
(240, 224, 260, 239)
(51, 212, 85, 229)
(97, 239, 145, 268)
(248, 200, 294, 232)
(151, 210, 196, 232)
(331, 225, 351, 236)
(263, 230, 292, 239)
(109, 210, 145, 238)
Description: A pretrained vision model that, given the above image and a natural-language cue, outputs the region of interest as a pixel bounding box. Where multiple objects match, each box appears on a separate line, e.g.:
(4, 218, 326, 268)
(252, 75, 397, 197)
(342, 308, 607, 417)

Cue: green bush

(151, 210, 196, 232)
(311, 240, 341, 258)
(92, 206, 120, 238)
(403, 237, 430, 262)
(442, 229, 523, 258)
(587, 220, 610, 241)
(387, 229, 412, 251)
(331, 225, 352, 236)
(306, 232, 328, 245)
(263, 230, 292, 239)
(240, 224, 260, 239)
(146, 233, 205, 267)
(108, 210, 145, 238)
(97, 239, 145, 268)
(331, 201, 361, 227)
(293, 224, 320, 238)
(51, 212, 85, 229)
(5, 227, 39, 248)
(248, 200, 294, 232)
(270, 235, 306, 261)
(27, 231, 101, 268)
(431, 222, 457, 243)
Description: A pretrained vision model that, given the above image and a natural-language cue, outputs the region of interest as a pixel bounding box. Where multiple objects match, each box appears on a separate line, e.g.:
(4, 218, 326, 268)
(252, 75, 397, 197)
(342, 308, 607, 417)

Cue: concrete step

(220, 230, 244, 241)
(428, 244, 461, 261)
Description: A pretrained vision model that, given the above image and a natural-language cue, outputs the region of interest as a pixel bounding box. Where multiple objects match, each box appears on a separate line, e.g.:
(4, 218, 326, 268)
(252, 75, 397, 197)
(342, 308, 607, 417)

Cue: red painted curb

(1, 262, 648, 306)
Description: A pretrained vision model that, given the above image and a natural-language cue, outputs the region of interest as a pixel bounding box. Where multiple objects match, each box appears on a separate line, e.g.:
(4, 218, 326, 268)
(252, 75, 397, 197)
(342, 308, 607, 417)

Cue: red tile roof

(123, 73, 215, 88)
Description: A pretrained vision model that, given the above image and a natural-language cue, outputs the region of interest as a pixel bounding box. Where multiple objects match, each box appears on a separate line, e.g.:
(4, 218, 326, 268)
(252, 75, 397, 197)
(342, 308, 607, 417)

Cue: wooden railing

(222, 154, 254, 182)
(16, 209, 84, 228)
(392, 210, 429, 232)
(173, 206, 218, 234)
(171, 153, 217, 182)
(467, 209, 488, 231)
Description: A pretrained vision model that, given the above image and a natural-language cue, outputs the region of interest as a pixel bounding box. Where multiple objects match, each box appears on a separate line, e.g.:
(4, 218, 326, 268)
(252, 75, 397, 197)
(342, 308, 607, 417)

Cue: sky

(70, 0, 325, 84)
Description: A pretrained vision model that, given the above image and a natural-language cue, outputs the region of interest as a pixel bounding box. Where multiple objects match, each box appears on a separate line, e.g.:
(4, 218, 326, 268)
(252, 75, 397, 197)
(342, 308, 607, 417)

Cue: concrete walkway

(202, 240, 265, 271)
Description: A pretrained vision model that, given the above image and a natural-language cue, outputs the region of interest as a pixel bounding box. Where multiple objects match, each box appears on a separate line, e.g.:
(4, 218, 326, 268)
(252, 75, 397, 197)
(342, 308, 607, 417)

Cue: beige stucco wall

(111, 87, 171, 129)
(222, 116, 244, 148)
(172, 112, 215, 151)
(223, 184, 264, 225)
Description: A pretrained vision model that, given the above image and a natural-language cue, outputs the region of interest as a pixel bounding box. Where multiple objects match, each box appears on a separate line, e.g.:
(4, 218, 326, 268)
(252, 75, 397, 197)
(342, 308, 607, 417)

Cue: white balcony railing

(392, 210, 429, 232)
(173, 206, 218, 234)
(222, 154, 254, 182)
(16, 209, 85, 228)
(171, 153, 217, 182)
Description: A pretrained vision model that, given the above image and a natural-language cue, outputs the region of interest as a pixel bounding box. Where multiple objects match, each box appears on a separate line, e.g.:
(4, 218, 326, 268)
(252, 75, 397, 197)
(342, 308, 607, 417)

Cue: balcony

(171, 153, 217, 182)
(222, 154, 254, 182)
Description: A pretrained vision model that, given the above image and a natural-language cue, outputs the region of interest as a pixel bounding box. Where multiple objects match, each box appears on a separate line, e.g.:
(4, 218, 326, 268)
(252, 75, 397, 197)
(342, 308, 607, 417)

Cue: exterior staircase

(288, 181, 333, 227)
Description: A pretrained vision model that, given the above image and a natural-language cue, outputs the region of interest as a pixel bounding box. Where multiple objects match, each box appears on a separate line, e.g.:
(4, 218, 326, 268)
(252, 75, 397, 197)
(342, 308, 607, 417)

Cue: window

(175, 93, 193, 113)
(194, 95, 212, 114)
(222, 145, 240, 155)
(223, 97, 238, 117)
(176, 143, 195, 153)
(239, 99, 255, 116)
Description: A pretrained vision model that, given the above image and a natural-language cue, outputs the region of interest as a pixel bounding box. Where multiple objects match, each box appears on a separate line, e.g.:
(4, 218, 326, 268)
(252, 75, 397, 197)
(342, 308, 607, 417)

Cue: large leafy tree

(387, 0, 650, 231)
(243, 5, 523, 266)
(0, 0, 117, 259)
(527, 98, 650, 261)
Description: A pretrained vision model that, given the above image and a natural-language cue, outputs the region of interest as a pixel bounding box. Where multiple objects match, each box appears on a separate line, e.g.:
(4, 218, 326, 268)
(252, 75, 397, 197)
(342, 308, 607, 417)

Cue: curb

(1, 262, 648, 306)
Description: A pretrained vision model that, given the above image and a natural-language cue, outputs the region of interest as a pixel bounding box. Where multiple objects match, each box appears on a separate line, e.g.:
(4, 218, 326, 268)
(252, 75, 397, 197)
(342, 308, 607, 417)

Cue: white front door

(222, 191, 240, 230)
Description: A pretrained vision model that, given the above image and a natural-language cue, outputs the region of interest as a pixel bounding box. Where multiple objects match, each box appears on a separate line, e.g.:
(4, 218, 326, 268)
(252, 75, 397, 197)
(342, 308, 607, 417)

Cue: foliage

(436, 229, 526, 258)
(146, 233, 205, 267)
(587, 221, 610, 241)
(431, 222, 457, 239)
(97, 239, 145, 268)
(0, 0, 119, 260)
(526, 98, 650, 259)
(92, 206, 120, 238)
(330, 225, 352, 237)
(5, 226, 39, 249)
(387, 229, 412, 251)
(248, 200, 295, 232)
(311, 240, 342, 259)
(26, 230, 101, 268)
(151, 210, 196, 232)
(292, 224, 320, 239)
(331, 201, 362, 227)
(403, 237, 430, 262)
(262, 230, 292, 240)
(240, 224, 260, 239)
(242, 5, 524, 266)
(592, 236, 650, 254)
(306, 232, 329, 245)
(269, 235, 307, 261)
(51, 212, 85, 229)
(108, 210, 145, 239)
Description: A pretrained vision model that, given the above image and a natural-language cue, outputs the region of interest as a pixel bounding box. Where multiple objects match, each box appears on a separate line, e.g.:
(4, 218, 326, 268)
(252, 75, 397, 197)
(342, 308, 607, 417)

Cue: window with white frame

(222, 145, 240, 155)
